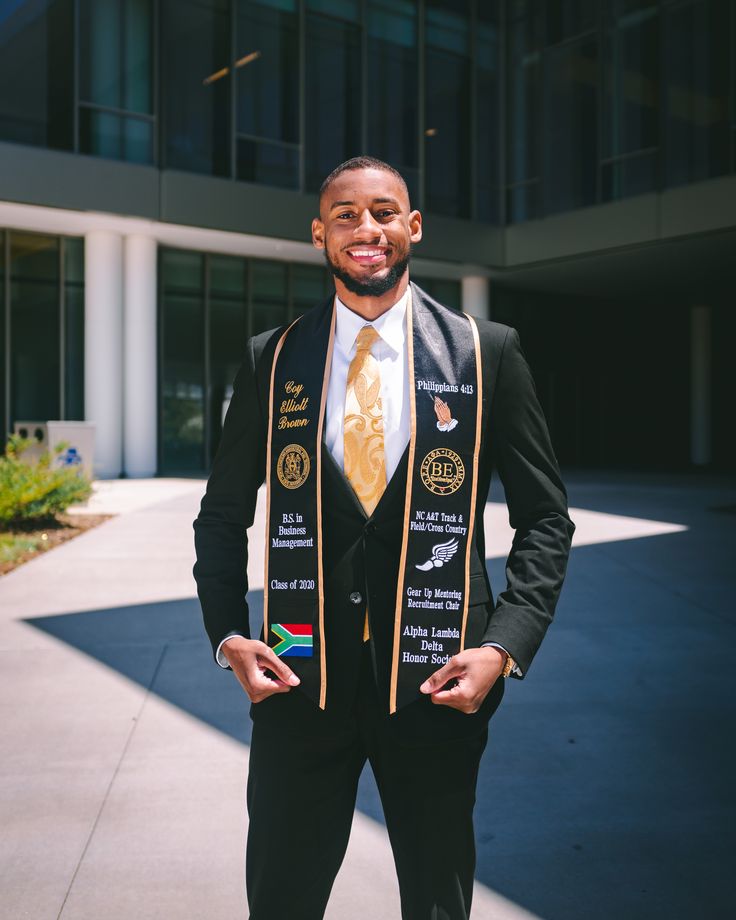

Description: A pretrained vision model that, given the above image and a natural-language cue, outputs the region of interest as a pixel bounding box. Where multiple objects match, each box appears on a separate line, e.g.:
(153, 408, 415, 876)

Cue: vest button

(349, 591, 363, 605)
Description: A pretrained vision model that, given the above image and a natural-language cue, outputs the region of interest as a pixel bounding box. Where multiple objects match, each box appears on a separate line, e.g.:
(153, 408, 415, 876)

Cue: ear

(409, 209, 423, 245)
(312, 217, 325, 250)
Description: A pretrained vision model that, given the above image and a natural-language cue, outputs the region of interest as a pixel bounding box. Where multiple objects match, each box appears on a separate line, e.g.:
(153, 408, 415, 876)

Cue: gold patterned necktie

(344, 326, 387, 517)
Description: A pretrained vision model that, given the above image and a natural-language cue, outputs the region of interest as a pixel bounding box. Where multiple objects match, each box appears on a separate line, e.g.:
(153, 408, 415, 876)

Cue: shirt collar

(334, 287, 409, 356)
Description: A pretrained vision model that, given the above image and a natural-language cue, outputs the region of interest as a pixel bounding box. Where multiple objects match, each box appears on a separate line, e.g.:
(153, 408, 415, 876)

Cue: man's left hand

(419, 646, 507, 713)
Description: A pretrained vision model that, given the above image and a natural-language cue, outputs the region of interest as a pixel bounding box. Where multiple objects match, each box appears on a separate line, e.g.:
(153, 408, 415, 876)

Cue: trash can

(13, 421, 96, 478)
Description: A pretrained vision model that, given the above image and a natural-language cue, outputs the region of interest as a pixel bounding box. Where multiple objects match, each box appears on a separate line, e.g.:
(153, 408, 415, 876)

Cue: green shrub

(0, 435, 93, 525)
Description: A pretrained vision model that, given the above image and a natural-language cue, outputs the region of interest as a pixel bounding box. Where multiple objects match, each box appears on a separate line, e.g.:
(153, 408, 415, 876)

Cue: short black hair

(319, 156, 410, 205)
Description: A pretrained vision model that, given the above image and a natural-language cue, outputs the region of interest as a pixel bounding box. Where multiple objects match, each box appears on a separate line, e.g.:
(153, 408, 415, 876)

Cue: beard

(324, 248, 410, 298)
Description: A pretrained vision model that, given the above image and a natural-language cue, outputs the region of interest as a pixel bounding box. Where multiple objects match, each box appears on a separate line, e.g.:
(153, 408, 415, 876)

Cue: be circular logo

(276, 444, 310, 489)
(420, 448, 465, 495)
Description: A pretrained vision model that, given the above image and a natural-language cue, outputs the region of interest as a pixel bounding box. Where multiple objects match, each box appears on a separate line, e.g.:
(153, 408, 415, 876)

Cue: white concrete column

(85, 230, 124, 479)
(461, 275, 490, 320)
(690, 304, 711, 466)
(123, 235, 158, 477)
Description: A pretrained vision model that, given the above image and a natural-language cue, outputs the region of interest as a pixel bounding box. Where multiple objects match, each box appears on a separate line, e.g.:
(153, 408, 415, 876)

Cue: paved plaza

(1, 471, 734, 919)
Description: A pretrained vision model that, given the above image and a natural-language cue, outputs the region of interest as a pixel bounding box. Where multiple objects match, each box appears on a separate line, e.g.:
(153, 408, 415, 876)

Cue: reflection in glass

(78, 0, 153, 164)
(79, 108, 153, 163)
(0, 0, 74, 150)
(237, 137, 299, 188)
(235, 0, 299, 187)
(160, 250, 205, 471)
(251, 260, 288, 335)
(506, 0, 542, 221)
(10, 233, 61, 424)
(305, 10, 361, 191)
(412, 277, 461, 312)
(601, 0, 658, 200)
(209, 256, 248, 457)
(366, 0, 419, 203)
(163, 0, 231, 176)
(291, 263, 332, 318)
(543, 38, 598, 215)
(476, 2, 501, 223)
(79, 0, 153, 113)
(664, 0, 730, 188)
(424, 0, 471, 217)
(64, 239, 85, 420)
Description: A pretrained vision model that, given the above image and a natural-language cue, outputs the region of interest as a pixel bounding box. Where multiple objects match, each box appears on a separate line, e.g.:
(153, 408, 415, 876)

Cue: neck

(333, 272, 409, 321)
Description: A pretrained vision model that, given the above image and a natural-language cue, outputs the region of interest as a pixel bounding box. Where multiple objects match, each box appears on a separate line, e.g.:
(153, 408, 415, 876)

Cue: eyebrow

(329, 197, 401, 211)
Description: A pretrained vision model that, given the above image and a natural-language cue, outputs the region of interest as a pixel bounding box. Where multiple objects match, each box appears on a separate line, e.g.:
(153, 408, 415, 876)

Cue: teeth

(351, 250, 385, 257)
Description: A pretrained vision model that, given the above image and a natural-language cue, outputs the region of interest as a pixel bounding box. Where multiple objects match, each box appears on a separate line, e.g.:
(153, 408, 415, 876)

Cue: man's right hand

(221, 637, 300, 703)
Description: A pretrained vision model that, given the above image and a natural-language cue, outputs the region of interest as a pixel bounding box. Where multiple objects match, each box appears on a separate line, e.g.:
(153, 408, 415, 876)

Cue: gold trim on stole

(389, 290, 417, 714)
(315, 304, 337, 708)
(459, 315, 483, 650)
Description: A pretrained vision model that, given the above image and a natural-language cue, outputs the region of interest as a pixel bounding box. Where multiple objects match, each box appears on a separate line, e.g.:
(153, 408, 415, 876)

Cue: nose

(354, 208, 382, 239)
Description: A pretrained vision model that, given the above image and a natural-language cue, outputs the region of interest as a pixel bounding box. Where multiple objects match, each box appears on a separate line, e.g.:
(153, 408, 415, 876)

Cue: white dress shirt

(217, 288, 519, 674)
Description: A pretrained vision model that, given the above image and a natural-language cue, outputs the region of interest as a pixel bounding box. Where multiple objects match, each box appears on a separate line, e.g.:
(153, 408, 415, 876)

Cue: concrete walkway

(1, 472, 734, 919)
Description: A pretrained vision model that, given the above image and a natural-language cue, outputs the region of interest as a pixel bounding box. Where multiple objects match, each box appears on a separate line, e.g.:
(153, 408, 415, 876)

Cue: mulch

(0, 514, 113, 576)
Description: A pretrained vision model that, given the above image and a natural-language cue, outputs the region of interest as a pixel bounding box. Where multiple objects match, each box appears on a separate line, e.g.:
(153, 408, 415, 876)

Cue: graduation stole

(264, 285, 482, 713)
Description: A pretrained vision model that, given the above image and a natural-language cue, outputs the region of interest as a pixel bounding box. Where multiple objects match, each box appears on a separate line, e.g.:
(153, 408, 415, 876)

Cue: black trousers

(245, 648, 493, 920)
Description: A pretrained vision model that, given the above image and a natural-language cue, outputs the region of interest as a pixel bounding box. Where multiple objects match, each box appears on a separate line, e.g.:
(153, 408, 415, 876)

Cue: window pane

(506, 1, 542, 198)
(366, 0, 419, 203)
(476, 2, 501, 223)
(64, 238, 85, 421)
(79, 108, 153, 164)
(307, 0, 359, 21)
(305, 13, 361, 192)
(291, 263, 332, 318)
(236, 0, 299, 145)
(664, 0, 730, 188)
(424, 0, 472, 217)
(602, 0, 659, 202)
(237, 137, 299, 188)
(543, 38, 598, 214)
(601, 150, 656, 201)
(251, 260, 288, 335)
(160, 250, 205, 471)
(412, 277, 461, 312)
(79, 0, 153, 114)
(0, 0, 74, 150)
(546, 0, 599, 45)
(10, 233, 60, 425)
(162, 0, 231, 176)
(209, 256, 248, 460)
(64, 286, 85, 420)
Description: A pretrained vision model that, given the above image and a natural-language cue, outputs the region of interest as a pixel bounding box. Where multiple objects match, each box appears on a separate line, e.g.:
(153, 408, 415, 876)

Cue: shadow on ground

(25, 496, 736, 920)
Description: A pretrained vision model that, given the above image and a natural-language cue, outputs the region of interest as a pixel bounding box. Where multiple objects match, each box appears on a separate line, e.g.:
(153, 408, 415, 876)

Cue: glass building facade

(1, 0, 733, 223)
(0, 230, 84, 444)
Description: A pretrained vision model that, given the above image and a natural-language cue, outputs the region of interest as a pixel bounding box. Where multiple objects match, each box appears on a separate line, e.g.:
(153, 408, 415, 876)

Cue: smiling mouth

(346, 248, 388, 265)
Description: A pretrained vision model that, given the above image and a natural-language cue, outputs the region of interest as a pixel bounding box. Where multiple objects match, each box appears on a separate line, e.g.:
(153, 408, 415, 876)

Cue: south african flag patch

(271, 623, 313, 657)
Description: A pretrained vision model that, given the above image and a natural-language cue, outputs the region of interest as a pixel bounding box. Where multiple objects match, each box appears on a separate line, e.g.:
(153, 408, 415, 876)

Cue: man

(193, 156, 575, 920)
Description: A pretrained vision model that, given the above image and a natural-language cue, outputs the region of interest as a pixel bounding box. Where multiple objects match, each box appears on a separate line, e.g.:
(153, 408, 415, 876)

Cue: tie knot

(355, 325, 379, 353)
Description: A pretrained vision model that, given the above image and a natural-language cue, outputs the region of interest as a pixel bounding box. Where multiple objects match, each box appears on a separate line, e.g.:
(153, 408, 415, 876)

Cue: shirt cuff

(216, 633, 246, 669)
(481, 642, 524, 677)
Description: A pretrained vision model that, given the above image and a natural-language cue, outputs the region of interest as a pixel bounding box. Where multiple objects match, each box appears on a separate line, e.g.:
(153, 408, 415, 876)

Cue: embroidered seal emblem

(276, 444, 310, 489)
(420, 448, 465, 496)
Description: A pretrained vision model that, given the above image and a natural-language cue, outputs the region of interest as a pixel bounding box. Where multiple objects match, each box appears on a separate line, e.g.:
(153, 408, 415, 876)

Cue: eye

(336, 211, 355, 220)
(376, 209, 397, 220)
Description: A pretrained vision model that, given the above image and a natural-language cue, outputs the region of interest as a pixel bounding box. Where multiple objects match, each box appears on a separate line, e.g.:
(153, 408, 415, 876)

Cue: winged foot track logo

(415, 537, 459, 571)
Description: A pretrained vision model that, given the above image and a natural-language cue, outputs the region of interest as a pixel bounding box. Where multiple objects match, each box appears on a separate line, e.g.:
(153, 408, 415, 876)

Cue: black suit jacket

(193, 284, 575, 739)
